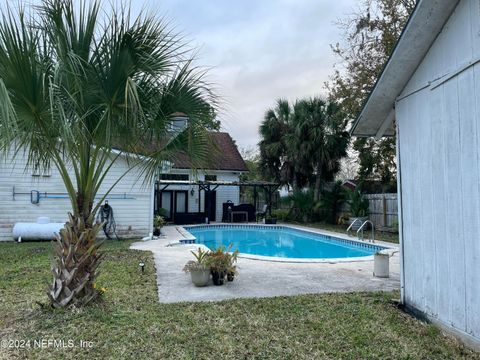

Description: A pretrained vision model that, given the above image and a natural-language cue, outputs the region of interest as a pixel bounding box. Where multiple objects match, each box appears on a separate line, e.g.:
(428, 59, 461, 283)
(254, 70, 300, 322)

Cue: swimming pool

(184, 225, 385, 261)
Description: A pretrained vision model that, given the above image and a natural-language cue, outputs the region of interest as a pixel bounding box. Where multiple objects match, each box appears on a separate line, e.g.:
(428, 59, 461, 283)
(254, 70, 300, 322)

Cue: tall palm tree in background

(294, 98, 349, 202)
(259, 99, 306, 191)
(259, 100, 289, 184)
(0, 0, 217, 307)
(259, 97, 349, 202)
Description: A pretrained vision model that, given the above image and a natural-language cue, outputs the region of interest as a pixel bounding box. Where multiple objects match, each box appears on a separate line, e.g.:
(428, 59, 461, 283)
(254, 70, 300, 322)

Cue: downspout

(395, 113, 406, 305)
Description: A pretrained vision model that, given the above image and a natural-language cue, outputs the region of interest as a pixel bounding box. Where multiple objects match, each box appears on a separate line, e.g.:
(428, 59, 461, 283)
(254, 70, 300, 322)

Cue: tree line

(258, 0, 415, 197)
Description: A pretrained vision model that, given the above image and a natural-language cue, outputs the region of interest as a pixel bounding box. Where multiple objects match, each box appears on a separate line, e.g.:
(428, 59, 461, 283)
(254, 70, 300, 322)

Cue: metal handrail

(357, 220, 375, 243)
(346, 218, 363, 237)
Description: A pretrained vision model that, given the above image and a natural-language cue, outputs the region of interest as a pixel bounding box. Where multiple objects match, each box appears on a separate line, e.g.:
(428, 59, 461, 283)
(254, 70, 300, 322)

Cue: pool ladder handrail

(346, 218, 363, 237)
(357, 220, 375, 243)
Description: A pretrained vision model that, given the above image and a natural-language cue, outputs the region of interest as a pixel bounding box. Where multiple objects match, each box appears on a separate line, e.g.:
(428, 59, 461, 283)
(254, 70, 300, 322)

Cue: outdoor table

(230, 211, 249, 223)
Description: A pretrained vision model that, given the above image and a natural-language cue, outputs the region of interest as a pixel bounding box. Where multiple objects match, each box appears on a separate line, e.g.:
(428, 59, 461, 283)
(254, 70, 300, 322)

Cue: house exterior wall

(396, 0, 480, 343)
(157, 169, 242, 222)
(0, 147, 153, 241)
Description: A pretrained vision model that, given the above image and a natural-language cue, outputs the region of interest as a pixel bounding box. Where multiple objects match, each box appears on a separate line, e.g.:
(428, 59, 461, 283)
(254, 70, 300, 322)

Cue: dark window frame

(160, 174, 189, 181)
(205, 174, 217, 181)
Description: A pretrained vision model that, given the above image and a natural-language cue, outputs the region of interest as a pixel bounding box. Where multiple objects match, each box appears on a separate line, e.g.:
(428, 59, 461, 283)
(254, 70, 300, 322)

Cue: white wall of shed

(396, 0, 480, 342)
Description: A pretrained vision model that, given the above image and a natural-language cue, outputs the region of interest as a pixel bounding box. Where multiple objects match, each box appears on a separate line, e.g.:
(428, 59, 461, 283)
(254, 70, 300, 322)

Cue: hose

(96, 201, 119, 240)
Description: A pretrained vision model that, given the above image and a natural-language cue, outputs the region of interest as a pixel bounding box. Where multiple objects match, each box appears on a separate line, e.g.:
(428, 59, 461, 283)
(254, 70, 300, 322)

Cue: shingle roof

(172, 132, 248, 172)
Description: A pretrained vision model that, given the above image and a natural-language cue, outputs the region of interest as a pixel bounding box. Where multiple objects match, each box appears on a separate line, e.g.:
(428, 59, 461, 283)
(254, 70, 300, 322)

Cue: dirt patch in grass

(0, 241, 477, 359)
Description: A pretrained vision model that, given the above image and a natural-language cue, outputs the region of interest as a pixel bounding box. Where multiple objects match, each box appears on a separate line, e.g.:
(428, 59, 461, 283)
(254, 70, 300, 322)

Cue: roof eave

(351, 0, 460, 137)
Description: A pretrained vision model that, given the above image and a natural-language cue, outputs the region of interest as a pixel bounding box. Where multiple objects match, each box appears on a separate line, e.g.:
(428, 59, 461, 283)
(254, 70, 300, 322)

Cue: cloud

(157, 0, 357, 149)
(25, 0, 357, 150)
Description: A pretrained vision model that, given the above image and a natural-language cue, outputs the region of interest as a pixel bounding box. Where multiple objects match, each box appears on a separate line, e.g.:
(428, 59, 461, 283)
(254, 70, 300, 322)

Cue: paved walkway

(130, 225, 400, 303)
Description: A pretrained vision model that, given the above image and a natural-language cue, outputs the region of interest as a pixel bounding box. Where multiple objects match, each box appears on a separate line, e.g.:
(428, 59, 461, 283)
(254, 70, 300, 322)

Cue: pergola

(155, 180, 280, 216)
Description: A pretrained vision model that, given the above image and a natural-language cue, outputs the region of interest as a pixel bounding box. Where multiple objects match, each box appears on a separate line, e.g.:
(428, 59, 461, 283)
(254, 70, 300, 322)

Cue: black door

(157, 190, 188, 222)
(204, 191, 216, 222)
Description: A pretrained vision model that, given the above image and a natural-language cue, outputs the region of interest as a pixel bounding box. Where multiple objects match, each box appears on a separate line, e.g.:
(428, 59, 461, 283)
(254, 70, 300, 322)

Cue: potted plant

(183, 247, 211, 287)
(347, 188, 369, 230)
(206, 246, 239, 285)
(153, 215, 165, 236)
(264, 215, 277, 225)
(226, 250, 238, 282)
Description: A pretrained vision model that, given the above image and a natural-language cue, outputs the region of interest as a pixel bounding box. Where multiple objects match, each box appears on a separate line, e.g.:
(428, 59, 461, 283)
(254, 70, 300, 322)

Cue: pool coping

(178, 223, 397, 264)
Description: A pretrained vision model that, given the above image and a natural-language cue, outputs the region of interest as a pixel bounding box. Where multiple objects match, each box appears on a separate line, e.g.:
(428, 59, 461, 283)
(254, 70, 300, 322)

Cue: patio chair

(256, 204, 269, 223)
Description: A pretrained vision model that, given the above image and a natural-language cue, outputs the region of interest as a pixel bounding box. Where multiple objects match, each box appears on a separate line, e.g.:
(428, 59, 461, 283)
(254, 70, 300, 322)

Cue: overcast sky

(158, 0, 358, 151)
(26, 0, 358, 150)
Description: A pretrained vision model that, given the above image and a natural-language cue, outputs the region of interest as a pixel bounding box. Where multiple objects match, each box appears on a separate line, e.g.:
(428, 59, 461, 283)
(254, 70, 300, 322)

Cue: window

(160, 174, 189, 181)
(205, 175, 217, 181)
(167, 117, 188, 133)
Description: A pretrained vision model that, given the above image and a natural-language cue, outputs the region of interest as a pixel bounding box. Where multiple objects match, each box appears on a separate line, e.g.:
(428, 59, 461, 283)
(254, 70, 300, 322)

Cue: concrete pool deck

(130, 224, 400, 303)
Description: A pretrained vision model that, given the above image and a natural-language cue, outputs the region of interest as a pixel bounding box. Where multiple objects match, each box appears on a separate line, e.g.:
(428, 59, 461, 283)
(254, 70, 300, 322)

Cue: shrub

(316, 181, 347, 224)
(154, 215, 166, 229)
(347, 188, 369, 217)
(272, 209, 291, 221)
(288, 190, 316, 222)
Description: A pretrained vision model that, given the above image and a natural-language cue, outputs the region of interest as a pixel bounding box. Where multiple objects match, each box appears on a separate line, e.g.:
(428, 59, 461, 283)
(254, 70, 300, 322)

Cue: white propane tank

(12, 217, 64, 241)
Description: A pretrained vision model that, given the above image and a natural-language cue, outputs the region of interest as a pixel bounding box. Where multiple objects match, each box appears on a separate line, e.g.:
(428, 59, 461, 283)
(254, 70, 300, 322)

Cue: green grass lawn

(0, 241, 476, 359)
(286, 221, 400, 244)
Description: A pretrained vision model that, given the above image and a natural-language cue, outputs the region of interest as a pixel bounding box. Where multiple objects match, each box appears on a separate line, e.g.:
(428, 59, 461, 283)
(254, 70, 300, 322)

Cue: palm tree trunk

(314, 164, 322, 202)
(48, 213, 103, 308)
(291, 170, 299, 193)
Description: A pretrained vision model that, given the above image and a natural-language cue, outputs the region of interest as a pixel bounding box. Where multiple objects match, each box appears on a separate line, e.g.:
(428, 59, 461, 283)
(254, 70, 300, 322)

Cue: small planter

(153, 228, 161, 236)
(374, 252, 390, 278)
(183, 248, 211, 286)
(211, 270, 226, 286)
(264, 218, 277, 225)
(348, 216, 368, 231)
(189, 269, 210, 287)
(227, 271, 235, 282)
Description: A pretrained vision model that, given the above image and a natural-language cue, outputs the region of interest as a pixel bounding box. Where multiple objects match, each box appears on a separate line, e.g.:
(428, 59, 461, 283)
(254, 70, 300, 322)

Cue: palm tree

(259, 99, 306, 191)
(0, 0, 217, 307)
(294, 98, 349, 202)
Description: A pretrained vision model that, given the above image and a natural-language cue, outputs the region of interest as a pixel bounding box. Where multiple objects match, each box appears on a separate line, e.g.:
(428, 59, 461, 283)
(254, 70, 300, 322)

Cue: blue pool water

(185, 225, 384, 259)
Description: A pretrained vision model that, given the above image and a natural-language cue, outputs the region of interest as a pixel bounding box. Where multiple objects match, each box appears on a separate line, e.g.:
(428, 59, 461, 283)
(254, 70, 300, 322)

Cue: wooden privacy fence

(364, 193, 398, 231)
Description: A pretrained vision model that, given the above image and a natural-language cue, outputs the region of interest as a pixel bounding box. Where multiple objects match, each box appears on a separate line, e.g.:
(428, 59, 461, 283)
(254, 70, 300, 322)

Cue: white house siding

(396, 0, 480, 341)
(0, 148, 153, 241)
(212, 172, 241, 221)
(158, 169, 242, 222)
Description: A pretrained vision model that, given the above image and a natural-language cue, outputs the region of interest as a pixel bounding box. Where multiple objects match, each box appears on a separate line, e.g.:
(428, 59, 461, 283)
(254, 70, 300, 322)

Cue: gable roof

(171, 132, 248, 172)
(351, 0, 460, 138)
